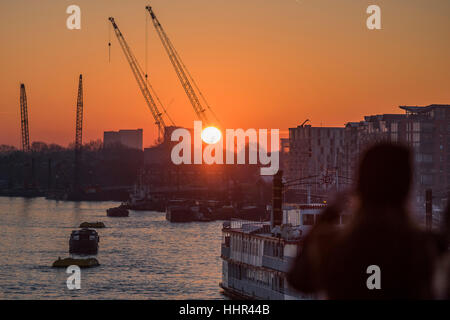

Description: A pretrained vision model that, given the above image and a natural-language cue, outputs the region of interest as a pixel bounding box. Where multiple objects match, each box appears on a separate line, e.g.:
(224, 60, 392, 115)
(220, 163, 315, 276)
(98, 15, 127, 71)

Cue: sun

(201, 126, 222, 144)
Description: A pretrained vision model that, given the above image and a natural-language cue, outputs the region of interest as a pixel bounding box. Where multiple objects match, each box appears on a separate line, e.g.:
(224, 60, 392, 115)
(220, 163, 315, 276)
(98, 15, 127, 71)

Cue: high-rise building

(287, 124, 345, 202)
(103, 129, 143, 150)
(287, 104, 450, 210)
(343, 114, 408, 181)
(400, 105, 450, 206)
(344, 105, 450, 207)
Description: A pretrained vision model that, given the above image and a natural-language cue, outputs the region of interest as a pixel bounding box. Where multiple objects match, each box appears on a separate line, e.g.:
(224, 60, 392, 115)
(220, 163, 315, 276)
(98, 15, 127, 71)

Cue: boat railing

(226, 219, 270, 232)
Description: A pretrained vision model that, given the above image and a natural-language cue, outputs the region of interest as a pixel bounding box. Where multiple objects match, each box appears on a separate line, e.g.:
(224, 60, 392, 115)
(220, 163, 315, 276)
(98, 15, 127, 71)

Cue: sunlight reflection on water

(0, 197, 224, 299)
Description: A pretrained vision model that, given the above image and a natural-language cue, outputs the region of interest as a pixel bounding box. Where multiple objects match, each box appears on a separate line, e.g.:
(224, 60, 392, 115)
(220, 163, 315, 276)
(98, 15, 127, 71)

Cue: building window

(421, 175, 433, 185)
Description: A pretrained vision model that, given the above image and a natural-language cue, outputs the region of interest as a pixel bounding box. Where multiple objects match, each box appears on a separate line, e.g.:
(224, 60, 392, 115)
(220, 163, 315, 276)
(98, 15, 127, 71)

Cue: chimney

(271, 170, 283, 228)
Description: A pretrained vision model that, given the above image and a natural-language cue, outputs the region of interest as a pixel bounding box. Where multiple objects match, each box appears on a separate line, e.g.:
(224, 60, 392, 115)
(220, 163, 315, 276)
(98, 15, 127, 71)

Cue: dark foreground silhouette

(288, 143, 449, 299)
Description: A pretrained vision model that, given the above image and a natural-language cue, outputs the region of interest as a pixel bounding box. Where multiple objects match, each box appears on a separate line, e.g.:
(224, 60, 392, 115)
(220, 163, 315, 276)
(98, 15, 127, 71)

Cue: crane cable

(108, 22, 111, 63)
(108, 15, 175, 138)
(147, 7, 221, 127)
(145, 11, 148, 80)
(145, 13, 155, 143)
(172, 46, 221, 127)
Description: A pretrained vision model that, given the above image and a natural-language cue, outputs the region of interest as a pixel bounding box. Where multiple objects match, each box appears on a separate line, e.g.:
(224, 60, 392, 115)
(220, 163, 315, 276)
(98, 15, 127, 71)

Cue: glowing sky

(0, 0, 449, 148)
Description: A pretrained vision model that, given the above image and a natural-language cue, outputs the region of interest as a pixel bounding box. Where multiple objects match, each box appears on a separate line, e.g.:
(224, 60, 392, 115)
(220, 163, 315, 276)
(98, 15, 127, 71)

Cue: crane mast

(108, 17, 167, 140)
(146, 6, 212, 125)
(74, 74, 83, 189)
(75, 74, 83, 152)
(19, 84, 30, 153)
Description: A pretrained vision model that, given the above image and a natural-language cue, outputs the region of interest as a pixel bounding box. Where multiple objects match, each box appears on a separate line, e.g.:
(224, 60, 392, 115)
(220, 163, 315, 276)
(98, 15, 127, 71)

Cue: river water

(0, 197, 225, 299)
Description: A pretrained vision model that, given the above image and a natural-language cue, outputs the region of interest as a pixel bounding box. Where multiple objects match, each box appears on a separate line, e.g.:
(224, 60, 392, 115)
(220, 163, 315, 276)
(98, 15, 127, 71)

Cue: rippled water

(0, 197, 225, 299)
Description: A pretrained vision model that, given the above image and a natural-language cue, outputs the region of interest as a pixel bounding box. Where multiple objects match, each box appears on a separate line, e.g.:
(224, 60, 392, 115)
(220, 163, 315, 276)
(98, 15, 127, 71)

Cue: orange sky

(0, 0, 449, 148)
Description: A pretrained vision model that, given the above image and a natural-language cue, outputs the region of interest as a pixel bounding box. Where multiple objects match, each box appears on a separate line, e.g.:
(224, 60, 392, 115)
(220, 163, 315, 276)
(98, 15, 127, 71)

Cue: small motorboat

(106, 204, 129, 217)
(69, 228, 99, 255)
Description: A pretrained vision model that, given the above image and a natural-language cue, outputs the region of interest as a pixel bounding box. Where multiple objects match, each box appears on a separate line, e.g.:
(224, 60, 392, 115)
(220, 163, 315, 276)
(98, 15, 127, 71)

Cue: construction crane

(146, 6, 219, 126)
(19, 84, 31, 153)
(108, 17, 171, 141)
(75, 75, 83, 151)
(74, 74, 83, 189)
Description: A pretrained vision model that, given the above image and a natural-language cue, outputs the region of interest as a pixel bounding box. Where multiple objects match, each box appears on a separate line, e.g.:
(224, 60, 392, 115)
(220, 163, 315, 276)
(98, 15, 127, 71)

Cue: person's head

(356, 142, 412, 209)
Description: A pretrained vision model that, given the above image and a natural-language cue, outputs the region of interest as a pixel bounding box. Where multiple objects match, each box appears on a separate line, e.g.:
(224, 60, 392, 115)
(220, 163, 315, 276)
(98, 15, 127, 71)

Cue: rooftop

(399, 104, 450, 113)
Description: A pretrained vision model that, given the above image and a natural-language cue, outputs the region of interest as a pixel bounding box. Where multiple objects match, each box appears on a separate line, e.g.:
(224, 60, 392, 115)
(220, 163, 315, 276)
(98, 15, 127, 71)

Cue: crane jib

(145, 6, 219, 127)
(108, 17, 171, 141)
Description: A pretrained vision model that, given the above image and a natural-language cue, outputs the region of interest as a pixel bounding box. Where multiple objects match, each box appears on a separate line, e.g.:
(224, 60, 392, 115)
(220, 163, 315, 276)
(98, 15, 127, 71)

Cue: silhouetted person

(288, 143, 439, 299)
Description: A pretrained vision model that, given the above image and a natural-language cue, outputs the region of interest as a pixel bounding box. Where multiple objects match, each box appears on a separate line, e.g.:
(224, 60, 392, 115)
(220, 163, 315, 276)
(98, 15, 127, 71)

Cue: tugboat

(69, 228, 99, 255)
(106, 204, 129, 217)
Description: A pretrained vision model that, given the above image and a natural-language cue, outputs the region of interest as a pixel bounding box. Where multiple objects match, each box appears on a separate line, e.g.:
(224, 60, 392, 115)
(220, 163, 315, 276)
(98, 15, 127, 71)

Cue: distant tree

(31, 141, 49, 153)
(0, 145, 17, 155)
(83, 139, 103, 151)
(48, 144, 65, 152)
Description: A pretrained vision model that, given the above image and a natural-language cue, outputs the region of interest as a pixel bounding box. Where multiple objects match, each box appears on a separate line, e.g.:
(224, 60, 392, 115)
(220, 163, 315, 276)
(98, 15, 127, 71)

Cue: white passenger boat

(220, 203, 350, 300)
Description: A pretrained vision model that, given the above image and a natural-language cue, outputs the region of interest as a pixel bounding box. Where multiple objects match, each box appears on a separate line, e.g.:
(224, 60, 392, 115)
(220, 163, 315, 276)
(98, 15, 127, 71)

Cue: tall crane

(75, 75, 83, 151)
(146, 6, 219, 126)
(108, 17, 171, 141)
(74, 74, 83, 189)
(19, 84, 30, 153)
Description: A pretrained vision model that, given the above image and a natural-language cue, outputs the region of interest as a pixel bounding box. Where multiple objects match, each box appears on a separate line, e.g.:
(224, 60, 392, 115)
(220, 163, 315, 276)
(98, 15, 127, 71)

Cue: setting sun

(201, 126, 222, 144)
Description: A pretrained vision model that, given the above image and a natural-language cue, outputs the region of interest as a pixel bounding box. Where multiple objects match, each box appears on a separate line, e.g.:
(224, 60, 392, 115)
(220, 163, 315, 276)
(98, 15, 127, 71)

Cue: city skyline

(1, 0, 450, 148)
